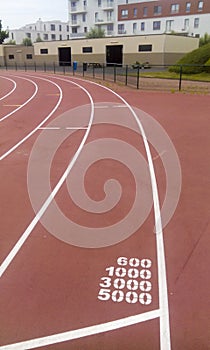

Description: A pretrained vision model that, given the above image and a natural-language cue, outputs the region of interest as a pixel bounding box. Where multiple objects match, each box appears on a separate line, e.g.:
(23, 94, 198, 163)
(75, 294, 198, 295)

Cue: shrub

(204, 58, 210, 73)
(169, 43, 210, 74)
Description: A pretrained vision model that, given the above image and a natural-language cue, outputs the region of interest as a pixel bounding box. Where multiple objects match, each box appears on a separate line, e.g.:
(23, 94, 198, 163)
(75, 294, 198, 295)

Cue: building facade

(68, 0, 210, 38)
(6, 19, 70, 45)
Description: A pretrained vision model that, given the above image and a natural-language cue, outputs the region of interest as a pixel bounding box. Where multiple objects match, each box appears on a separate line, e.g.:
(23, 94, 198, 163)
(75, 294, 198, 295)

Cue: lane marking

(46, 93, 60, 96)
(0, 79, 94, 279)
(0, 310, 160, 349)
(0, 76, 62, 161)
(0, 76, 17, 101)
(38, 127, 60, 130)
(0, 77, 38, 122)
(69, 76, 171, 350)
(3, 104, 22, 107)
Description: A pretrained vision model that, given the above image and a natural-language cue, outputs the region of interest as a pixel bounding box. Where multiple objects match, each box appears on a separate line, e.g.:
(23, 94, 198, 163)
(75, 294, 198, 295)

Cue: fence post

(44, 62, 46, 72)
(114, 64, 116, 83)
(24, 62, 27, 72)
(15, 62, 17, 71)
(34, 62, 36, 72)
(125, 65, 128, 86)
(179, 65, 183, 91)
(92, 64, 95, 78)
(103, 64, 105, 80)
(53, 62, 56, 74)
(137, 65, 140, 89)
(63, 65, 66, 75)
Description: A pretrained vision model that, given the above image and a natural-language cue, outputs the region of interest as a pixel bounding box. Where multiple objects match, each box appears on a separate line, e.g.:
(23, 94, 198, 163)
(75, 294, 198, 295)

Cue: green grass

(140, 70, 210, 82)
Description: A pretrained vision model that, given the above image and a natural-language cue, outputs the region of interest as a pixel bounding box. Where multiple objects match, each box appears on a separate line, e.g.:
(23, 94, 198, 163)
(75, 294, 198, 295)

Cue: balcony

(103, 1, 114, 10)
(95, 18, 114, 25)
(70, 20, 81, 27)
(70, 6, 87, 13)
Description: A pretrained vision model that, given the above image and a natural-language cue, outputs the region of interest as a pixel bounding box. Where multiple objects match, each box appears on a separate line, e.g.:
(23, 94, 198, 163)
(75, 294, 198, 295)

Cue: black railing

(0, 62, 210, 92)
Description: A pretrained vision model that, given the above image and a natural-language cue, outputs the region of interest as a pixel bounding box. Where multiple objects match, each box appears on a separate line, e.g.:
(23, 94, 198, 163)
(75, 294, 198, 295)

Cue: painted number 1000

(97, 257, 152, 305)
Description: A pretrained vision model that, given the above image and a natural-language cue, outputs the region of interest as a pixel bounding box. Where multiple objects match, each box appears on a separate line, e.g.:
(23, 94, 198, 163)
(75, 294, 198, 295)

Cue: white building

(68, 0, 210, 38)
(6, 19, 70, 44)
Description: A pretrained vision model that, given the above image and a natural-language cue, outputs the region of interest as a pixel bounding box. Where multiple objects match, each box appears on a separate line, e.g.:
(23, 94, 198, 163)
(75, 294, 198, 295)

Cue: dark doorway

(58, 47, 71, 66)
(106, 45, 123, 66)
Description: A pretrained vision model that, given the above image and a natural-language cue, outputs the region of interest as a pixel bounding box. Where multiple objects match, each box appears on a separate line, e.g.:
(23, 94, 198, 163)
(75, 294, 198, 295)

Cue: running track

(0, 72, 209, 350)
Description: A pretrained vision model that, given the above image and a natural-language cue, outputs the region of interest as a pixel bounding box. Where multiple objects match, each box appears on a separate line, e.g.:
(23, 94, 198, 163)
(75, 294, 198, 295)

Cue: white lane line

(0, 76, 62, 161)
(70, 76, 171, 350)
(0, 76, 17, 101)
(65, 127, 88, 130)
(0, 77, 38, 122)
(0, 309, 160, 350)
(0, 79, 94, 279)
(38, 127, 60, 130)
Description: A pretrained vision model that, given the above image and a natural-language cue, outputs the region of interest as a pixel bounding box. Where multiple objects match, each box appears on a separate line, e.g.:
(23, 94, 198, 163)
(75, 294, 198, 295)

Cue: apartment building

(68, 0, 210, 37)
(6, 19, 70, 44)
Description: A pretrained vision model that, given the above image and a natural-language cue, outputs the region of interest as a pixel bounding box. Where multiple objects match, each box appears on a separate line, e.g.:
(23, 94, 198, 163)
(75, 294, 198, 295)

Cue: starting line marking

(0, 309, 160, 350)
(38, 127, 88, 130)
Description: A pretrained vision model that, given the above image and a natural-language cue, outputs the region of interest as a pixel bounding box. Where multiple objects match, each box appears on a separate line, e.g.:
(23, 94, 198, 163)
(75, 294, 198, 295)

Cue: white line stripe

(0, 76, 62, 161)
(0, 77, 17, 101)
(0, 77, 38, 122)
(65, 127, 88, 130)
(0, 80, 94, 279)
(38, 127, 60, 130)
(70, 76, 171, 350)
(0, 310, 160, 350)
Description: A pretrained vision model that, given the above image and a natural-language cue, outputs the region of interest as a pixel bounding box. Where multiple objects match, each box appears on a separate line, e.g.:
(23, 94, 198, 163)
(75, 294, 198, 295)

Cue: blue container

(73, 61, 77, 71)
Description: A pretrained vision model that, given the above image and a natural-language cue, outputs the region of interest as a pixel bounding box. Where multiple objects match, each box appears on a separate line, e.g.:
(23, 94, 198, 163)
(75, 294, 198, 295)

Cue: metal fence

(1, 62, 210, 93)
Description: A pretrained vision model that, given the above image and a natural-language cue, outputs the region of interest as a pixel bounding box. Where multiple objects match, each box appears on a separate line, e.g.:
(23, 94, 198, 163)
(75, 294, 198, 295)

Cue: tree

(199, 32, 210, 47)
(86, 27, 105, 38)
(0, 20, 9, 44)
(22, 37, 32, 46)
(35, 35, 43, 42)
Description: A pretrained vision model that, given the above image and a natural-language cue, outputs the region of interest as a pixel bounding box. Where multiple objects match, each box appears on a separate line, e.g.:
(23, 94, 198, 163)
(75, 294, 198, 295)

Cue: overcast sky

(0, 0, 69, 29)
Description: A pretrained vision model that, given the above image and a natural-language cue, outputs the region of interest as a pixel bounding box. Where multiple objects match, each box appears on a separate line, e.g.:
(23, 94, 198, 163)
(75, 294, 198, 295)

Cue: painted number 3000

(97, 257, 152, 305)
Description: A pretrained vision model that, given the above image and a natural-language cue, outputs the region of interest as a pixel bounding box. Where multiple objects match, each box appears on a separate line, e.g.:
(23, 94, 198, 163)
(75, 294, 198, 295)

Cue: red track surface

(0, 72, 209, 350)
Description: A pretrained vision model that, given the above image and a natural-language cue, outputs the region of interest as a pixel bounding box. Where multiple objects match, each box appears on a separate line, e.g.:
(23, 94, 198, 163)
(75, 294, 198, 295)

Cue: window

(154, 5, 162, 15)
(26, 54, 33, 59)
(59, 34, 62, 40)
(9, 54, 14, 59)
(133, 8, 137, 17)
(82, 13, 86, 22)
(121, 9, 128, 18)
(67, 25, 69, 32)
(139, 44, 152, 52)
(72, 27, 77, 33)
(133, 22, 137, 33)
(51, 24, 55, 31)
(166, 20, 174, 31)
(84, 26, 87, 33)
(40, 49, 48, 54)
(194, 17, 199, 28)
(141, 22, 145, 31)
(26, 33, 31, 38)
(72, 14, 77, 24)
(143, 7, 148, 16)
(82, 46, 93, 53)
(59, 25, 62, 31)
(107, 23, 113, 35)
(118, 23, 125, 34)
(43, 33, 48, 40)
(198, 1, 203, 10)
(67, 34, 70, 39)
(153, 21, 161, 30)
(171, 4, 179, 13)
(71, 1, 77, 10)
(51, 34, 56, 40)
(186, 2, 191, 12)
(184, 18, 189, 29)
(98, 0, 101, 7)
(11, 33, 14, 39)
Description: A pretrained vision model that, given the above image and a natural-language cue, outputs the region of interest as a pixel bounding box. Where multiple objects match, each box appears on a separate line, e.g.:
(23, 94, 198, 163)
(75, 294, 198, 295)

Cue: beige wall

(0, 45, 5, 65)
(4, 45, 34, 66)
(0, 35, 199, 67)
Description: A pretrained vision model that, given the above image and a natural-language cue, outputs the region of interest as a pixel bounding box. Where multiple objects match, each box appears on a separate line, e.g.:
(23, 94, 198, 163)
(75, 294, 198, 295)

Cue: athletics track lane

(0, 73, 209, 350)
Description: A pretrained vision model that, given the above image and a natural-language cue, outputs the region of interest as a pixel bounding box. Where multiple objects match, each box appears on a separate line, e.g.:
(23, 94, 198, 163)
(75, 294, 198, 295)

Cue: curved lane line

(0, 76, 38, 122)
(0, 75, 171, 350)
(0, 76, 17, 101)
(44, 74, 172, 350)
(0, 78, 94, 278)
(0, 76, 62, 161)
